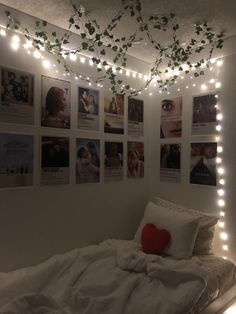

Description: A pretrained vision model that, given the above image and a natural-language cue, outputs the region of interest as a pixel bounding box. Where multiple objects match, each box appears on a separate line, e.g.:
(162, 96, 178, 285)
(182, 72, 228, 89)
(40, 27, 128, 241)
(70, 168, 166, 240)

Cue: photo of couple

(76, 139, 100, 184)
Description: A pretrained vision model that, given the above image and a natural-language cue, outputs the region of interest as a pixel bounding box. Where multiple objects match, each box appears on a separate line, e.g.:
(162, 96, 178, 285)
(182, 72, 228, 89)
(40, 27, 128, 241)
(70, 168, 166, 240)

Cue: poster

(160, 96, 182, 138)
(41, 136, 69, 185)
(0, 133, 34, 188)
(160, 144, 181, 182)
(192, 94, 217, 135)
(78, 87, 99, 131)
(104, 92, 124, 134)
(0, 67, 34, 125)
(128, 98, 144, 137)
(76, 138, 100, 184)
(41, 76, 71, 129)
(127, 141, 144, 178)
(190, 142, 217, 186)
(104, 141, 123, 181)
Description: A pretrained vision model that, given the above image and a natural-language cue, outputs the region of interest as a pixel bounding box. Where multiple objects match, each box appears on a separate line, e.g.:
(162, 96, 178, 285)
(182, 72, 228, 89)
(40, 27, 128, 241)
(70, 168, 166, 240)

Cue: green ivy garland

(5, 0, 225, 95)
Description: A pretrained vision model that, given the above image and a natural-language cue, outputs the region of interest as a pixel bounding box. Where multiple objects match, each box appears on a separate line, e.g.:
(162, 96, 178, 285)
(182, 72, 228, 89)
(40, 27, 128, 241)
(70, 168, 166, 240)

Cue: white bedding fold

(0, 240, 208, 314)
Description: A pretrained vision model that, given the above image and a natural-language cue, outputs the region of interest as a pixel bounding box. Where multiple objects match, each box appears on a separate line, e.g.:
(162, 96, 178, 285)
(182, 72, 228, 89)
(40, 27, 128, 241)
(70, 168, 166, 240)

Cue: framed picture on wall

(0, 133, 34, 188)
(160, 143, 181, 183)
(192, 93, 218, 135)
(0, 66, 34, 125)
(104, 91, 124, 134)
(190, 142, 217, 186)
(127, 141, 144, 179)
(128, 98, 144, 137)
(76, 138, 100, 184)
(160, 96, 182, 139)
(41, 76, 71, 129)
(41, 136, 69, 185)
(78, 87, 99, 131)
(104, 141, 123, 181)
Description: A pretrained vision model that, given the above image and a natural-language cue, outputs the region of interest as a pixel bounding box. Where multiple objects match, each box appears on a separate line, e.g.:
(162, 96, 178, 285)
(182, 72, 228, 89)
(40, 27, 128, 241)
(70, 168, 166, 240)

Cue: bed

(0, 199, 235, 314)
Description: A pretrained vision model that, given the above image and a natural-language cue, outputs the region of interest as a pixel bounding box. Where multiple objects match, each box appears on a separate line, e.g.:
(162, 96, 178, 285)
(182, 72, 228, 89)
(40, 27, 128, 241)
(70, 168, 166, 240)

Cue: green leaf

(100, 49, 106, 55)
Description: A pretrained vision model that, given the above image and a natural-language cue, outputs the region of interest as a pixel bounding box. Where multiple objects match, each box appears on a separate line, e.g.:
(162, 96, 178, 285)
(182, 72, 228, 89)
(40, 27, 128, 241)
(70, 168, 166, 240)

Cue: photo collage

(0, 66, 144, 188)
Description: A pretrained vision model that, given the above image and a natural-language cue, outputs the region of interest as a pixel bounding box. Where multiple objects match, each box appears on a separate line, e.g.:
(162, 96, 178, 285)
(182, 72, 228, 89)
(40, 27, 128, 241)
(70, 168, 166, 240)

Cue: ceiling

(0, 0, 236, 63)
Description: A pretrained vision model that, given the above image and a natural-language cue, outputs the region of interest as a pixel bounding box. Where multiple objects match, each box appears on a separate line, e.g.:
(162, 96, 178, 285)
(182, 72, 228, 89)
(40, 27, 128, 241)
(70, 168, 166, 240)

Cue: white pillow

(153, 197, 219, 255)
(134, 201, 200, 259)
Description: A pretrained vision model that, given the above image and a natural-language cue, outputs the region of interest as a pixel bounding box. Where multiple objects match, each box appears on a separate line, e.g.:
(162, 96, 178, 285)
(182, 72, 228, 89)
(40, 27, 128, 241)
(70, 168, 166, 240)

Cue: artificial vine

(5, 0, 225, 95)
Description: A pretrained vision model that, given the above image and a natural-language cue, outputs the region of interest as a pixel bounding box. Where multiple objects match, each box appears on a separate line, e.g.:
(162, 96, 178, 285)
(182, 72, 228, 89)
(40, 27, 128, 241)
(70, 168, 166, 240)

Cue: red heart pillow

(141, 223, 171, 254)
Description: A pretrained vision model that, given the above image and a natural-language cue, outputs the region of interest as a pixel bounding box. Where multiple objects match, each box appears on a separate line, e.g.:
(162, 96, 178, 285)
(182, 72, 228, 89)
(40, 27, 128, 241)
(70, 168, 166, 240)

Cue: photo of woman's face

(161, 120, 182, 138)
(161, 97, 182, 117)
(57, 90, 66, 111)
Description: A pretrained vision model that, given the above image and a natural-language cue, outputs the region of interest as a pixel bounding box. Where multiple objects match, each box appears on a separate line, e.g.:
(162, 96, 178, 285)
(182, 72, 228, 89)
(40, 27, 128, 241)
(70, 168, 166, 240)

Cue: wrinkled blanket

(0, 240, 208, 314)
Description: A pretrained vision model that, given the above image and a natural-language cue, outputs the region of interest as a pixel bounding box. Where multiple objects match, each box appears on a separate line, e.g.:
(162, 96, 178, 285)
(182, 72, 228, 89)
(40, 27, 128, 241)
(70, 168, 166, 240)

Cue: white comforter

(0, 240, 208, 314)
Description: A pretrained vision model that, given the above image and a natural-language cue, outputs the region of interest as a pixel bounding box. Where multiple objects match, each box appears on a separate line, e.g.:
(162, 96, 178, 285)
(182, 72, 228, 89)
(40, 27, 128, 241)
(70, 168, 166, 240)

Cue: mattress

(193, 255, 236, 313)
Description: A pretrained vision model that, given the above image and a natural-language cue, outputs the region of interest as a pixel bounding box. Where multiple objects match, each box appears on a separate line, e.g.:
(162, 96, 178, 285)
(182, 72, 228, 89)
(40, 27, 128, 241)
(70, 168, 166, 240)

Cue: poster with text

(128, 98, 144, 137)
(104, 141, 123, 181)
(0, 67, 34, 125)
(78, 87, 99, 131)
(127, 141, 144, 179)
(41, 136, 69, 185)
(192, 94, 217, 135)
(0, 133, 34, 188)
(160, 144, 181, 182)
(104, 92, 124, 134)
(190, 142, 217, 186)
(76, 138, 100, 184)
(160, 96, 182, 138)
(41, 76, 71, 129)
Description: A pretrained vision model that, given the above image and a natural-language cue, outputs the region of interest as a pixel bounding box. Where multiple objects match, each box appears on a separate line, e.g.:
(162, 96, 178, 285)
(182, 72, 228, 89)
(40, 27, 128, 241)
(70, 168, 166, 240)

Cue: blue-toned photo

(0, 133, 34, 188)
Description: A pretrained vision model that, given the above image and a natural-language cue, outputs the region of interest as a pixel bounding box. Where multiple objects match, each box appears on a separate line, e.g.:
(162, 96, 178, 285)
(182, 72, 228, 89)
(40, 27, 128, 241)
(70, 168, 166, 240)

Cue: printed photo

(160, 96, 182, 138)
(78, 87, 99, 131)
(104, 141, 123, 181)
(0, 67, 34, 125)
(76, 138, 100, 184)
(128, 98, 144, 137)
(41, 76, 71, 129)
(190, 142, 217, 186)
(160, 144, 181, 182)
(192, 94, 218, 135)
(104, 92, 124, 134)
(127, 141, 144, 179)
(41, 136, 69, 185)
(0, 133, 34, 188)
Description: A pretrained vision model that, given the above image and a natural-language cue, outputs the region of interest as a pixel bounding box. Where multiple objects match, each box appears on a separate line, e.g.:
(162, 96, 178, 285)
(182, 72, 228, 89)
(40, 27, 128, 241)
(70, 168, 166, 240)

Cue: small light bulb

(210, 58, 216, 64)
(75, 76, 78, 80)
(88, 82, 92, 86)
(149, 92, 152, 96)
(218, 221, 225, 228)
(11, 42, 19, 50)
(119, 69, 123, 74)
(192, 83, 196, 87)
(217, 167, 224, 175)
(215, 82, 221, 89)
(42, 60, 51, 68)
(219, 179, 225, 185)
(216, 157, 222, 164)
(0, 29, 6, 36)
(220, 211, 225, 217)
(216, 125, 222, 132)
(223, 245, 228, 251)
(220, 232, 228, 240)
(138, 73, 142, 79)
(185, 85, 189, 89)
(201, 84, 207, 90)
(132, 72, 137, 78)
(209, 78, 215, 84)
(12, 35, 20, 43)
(217, 146, 223, 153)
(218, 199, 225, 207)
(33, 50, 41, 59)
(177, 88, 180, 91)
(216, 59, 223, 67)
(112, 67, 116, 73)
(70, 53, 77, 61)
(218, 189, 225, 196)
(80, 57, 85, 63)
(144, 75, 149, 80)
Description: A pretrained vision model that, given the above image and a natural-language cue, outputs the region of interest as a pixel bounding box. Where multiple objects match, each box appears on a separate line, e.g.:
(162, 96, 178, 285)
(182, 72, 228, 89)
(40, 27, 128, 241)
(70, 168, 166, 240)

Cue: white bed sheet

(192, 255, 236, 313)
(0, 239, 234, 314)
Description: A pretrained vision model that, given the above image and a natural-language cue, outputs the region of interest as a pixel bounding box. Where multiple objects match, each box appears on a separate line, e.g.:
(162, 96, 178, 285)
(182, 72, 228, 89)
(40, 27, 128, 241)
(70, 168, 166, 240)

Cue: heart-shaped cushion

(141, 223, 171, 254)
